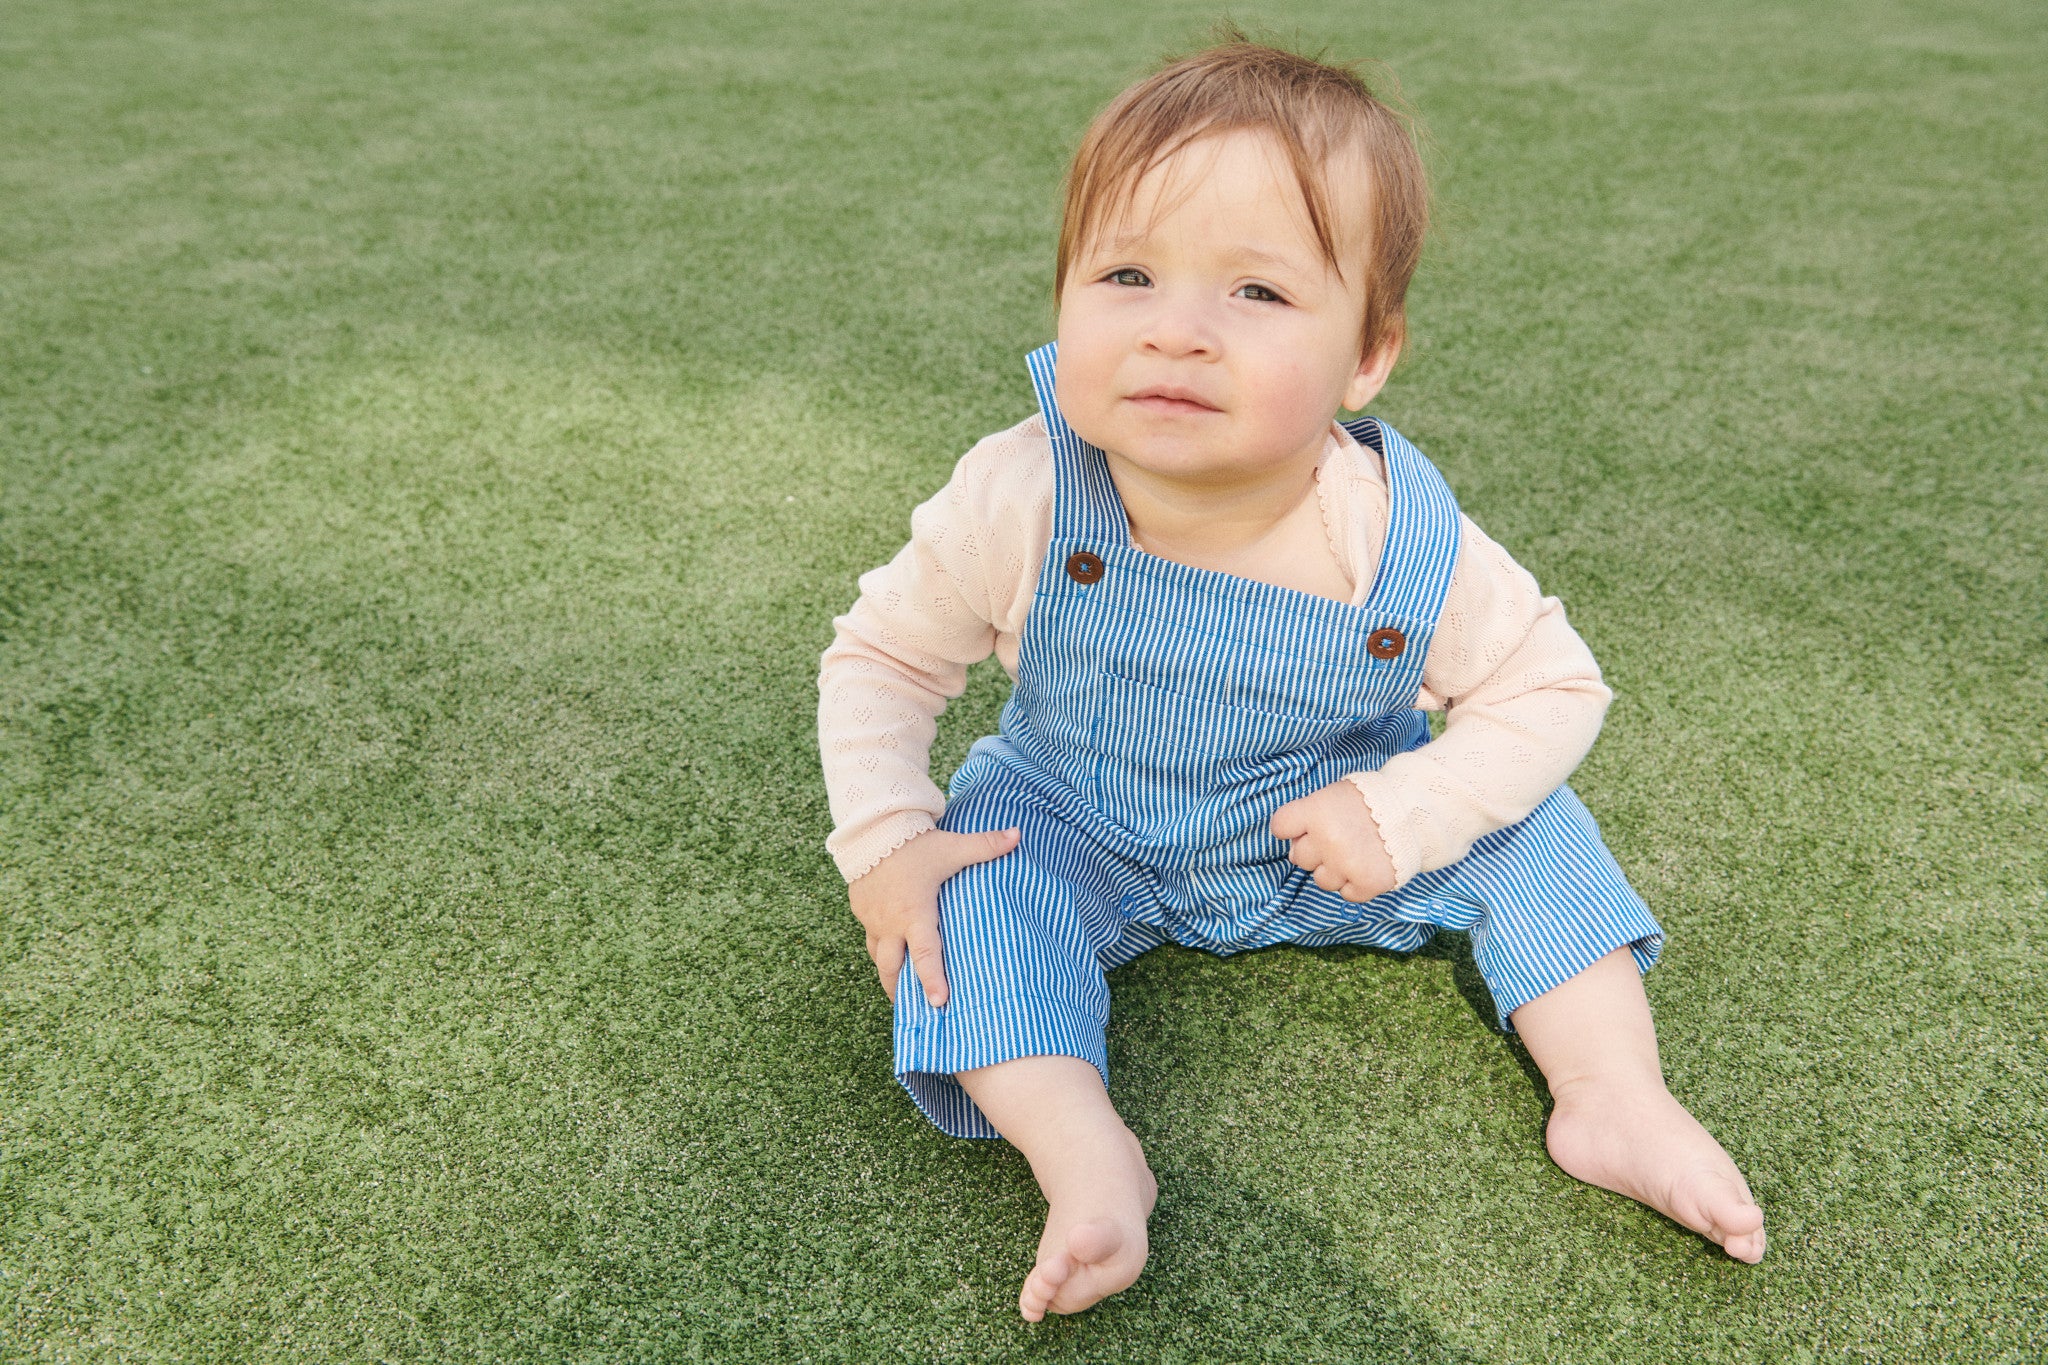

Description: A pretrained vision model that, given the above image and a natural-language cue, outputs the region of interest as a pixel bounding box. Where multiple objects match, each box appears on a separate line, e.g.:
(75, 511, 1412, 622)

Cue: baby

(817, 39, 1765, 1321)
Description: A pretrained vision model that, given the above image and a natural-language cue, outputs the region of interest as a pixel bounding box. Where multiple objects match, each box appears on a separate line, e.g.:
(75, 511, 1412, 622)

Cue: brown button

(1367, 627, 1407, 660)
(1065, 550, 1105, 584)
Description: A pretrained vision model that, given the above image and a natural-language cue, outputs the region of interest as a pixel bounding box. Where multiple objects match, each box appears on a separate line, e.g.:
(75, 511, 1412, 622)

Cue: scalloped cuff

(828, 808, 942, 884)
(1342, 772, 1423, 890)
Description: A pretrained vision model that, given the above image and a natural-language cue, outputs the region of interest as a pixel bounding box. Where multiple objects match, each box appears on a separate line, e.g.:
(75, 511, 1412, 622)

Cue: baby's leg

(1512, 949, 1766, 1262)
(957, 1055, 1157, 1320)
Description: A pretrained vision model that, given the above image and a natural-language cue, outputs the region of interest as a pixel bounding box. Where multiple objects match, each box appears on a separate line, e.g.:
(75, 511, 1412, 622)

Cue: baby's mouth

(1127, 386, 1222, 415)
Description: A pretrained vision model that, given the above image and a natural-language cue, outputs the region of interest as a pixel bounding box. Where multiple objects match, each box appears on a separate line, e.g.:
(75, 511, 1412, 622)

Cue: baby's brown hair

(1055, 34, 1429, 362)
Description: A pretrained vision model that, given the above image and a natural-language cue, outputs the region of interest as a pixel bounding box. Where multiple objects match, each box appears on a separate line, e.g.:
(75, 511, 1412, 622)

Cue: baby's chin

(1098, 440, 1329, 494)
(1061, 390, 1326, 470)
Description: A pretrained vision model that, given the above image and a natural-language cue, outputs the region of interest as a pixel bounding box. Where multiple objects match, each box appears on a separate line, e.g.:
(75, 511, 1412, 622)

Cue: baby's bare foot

(1017, 1124, 1158, 1321)
(1545, 1074, 1766, 1263)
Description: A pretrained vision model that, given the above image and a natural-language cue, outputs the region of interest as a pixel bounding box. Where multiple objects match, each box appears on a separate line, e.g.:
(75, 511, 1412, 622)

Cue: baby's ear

(1343, 327, 1404, 412)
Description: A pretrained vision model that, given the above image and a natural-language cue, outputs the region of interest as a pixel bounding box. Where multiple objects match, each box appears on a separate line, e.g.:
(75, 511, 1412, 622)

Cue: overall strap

(1026, 342, 1132, 546)
(1341, 416, 1463, 629)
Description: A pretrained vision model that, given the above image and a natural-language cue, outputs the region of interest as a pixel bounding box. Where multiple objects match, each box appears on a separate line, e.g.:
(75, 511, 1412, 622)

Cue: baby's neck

(1111, 453, 1353, 603)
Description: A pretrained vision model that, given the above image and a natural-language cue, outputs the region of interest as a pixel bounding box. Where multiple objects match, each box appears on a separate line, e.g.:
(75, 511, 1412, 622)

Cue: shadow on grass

(1410, 931, 1551, 1111)
(823, 1138, 1484, 1365)
(1056, 1163, 1485, 1365)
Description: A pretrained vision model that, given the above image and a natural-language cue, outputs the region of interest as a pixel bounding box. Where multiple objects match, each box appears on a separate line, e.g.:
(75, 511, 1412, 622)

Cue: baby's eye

(1237, 283, 1287, 304)
(1106, 267, 1151, 288)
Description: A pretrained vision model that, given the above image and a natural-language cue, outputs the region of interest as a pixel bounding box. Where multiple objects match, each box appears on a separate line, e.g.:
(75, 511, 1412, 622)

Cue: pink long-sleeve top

(818, 414, 1613, 887)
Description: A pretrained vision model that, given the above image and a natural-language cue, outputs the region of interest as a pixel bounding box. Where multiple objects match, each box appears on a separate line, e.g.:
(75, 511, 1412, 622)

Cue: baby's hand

(1269, 781, 1397, 904)
(847, 826, 1021, 1009)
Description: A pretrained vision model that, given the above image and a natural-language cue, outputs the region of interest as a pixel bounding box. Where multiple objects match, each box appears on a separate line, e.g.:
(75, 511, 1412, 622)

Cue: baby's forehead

(1087, 129, 1376, 274)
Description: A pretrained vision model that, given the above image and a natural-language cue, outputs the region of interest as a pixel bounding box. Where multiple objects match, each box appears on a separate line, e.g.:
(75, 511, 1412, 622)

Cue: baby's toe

(1717, 1210, 1766, 1264)
(1019, 1251, 1074, 1322)
(1040, 1218, 1144, 1316)
(1065, 1218, 1122, 1267)
(1683, 1173, 1765, 1262)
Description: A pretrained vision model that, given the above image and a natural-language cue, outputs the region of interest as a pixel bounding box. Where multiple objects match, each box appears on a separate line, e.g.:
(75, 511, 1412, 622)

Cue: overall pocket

(1090, 671, 1365, 845)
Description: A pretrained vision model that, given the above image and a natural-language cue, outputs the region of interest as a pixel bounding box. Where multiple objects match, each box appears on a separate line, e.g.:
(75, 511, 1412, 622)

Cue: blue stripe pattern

(894, 344, 1662, 1139)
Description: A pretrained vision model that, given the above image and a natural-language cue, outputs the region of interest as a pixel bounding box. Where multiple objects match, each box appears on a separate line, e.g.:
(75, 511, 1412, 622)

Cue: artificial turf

(2, 0, 2042, 1360)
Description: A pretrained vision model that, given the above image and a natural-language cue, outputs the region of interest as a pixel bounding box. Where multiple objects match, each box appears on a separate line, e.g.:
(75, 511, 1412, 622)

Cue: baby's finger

(871, 935, 905, 1006)
(906, 921, 949, 1010)
(1268, 800, 1309, 841)
(1311, 865, 1347, 894)
(937, 826, 1021, 877)
(1284, 832, 1324, 871)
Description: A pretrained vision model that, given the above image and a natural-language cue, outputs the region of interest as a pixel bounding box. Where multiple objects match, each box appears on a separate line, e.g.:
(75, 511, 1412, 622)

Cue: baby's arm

(1277, 516, 1610, 896)
(818, 431, 1044, 1001)
(1356, 516, 1610, 882)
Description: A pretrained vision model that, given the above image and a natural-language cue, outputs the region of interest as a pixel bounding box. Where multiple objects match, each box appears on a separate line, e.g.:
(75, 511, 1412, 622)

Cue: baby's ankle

(1544, 1061, 1666, 1109)
(1026, 1117, 1153, 1210)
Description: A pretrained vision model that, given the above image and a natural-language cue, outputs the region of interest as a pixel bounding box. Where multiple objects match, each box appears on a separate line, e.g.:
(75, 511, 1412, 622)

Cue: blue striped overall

(895, 344, 1663, 1139)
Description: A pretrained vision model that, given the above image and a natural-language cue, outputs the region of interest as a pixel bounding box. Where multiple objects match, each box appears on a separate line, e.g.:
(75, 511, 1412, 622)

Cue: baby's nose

(1138, 296, 1219, 357)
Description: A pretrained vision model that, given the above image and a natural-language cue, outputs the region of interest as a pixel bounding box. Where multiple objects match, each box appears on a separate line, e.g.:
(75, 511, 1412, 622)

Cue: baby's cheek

(1050, 330, 1122, 439)
(1252, 366, 1344, 457)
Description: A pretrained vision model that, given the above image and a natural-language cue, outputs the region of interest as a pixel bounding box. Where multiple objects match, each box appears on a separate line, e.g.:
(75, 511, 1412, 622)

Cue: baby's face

(1055, 129, 1389, 493)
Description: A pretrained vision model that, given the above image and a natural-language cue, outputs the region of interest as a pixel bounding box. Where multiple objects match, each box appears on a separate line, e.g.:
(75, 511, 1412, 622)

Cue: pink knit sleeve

(1343, 515, 1612, 887)
(817, 423, 1049, 882)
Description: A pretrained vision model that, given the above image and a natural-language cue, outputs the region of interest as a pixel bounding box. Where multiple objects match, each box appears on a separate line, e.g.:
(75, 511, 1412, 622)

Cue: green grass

(3, 0, 2042, 1360)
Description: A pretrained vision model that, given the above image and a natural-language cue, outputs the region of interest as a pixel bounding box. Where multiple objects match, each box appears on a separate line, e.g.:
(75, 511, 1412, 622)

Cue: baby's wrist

(832, 810, 941, 884)
(1339, 774, 1420, 889)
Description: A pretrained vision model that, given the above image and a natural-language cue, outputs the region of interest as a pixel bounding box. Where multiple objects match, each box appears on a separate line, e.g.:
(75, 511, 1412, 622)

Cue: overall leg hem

(1480, 912, 1665, 1033)
(894, 996, 1110, 1140)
